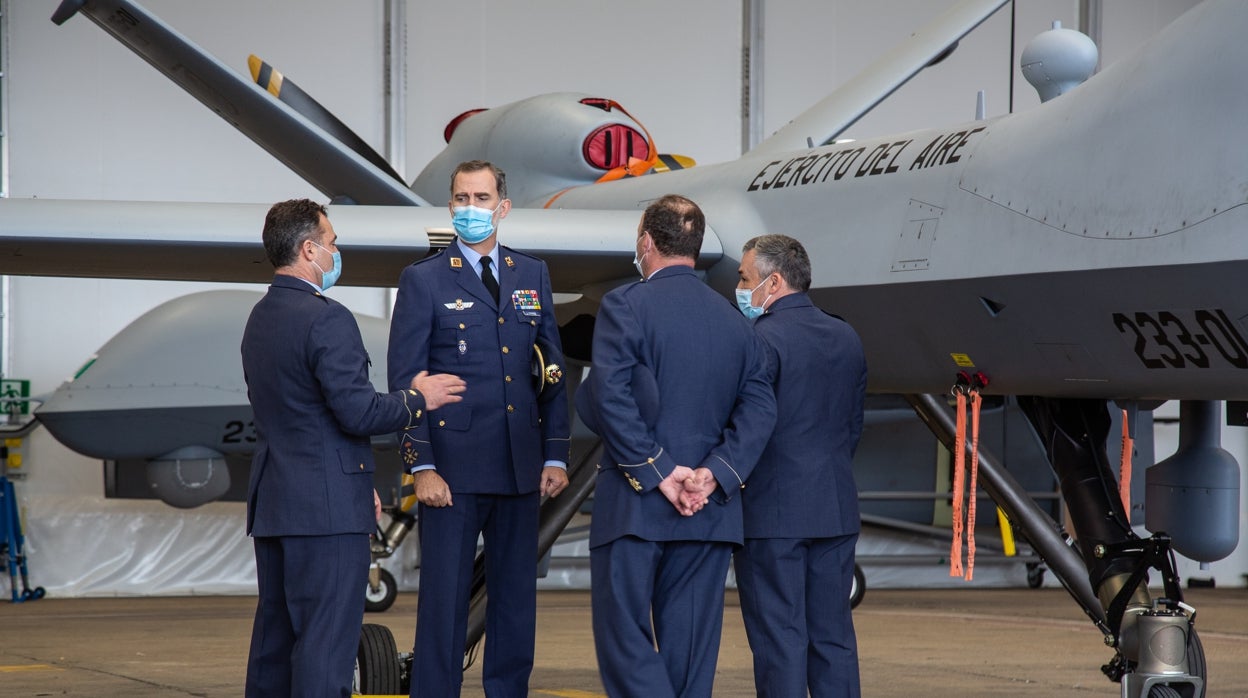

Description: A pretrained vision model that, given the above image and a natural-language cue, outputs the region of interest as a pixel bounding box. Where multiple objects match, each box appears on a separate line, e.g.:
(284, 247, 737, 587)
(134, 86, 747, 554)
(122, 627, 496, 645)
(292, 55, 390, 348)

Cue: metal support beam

(741, 0, 764, 154)
(383, 0, 407, 182)
(905, 394, 1107, 628)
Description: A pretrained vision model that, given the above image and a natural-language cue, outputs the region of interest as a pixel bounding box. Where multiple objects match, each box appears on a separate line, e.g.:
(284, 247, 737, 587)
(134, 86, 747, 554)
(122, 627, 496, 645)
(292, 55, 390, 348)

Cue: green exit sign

(0, 379, 31, 415)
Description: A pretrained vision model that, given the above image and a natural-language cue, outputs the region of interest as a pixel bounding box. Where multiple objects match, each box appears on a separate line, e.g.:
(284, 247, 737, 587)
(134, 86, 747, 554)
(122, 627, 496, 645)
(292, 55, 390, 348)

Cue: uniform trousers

(591, 536, 734, 698)
(246, 533, 369, 698)
(734, 533, 860, 698)
(412, 492, 539, 697)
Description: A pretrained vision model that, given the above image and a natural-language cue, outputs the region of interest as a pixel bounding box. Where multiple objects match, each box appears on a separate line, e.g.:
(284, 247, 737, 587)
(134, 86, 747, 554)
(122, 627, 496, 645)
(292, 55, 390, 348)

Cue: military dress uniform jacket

(387, 239, 570, 494)
(743, 292, 867, 539)
(242, 274, 426, 538)
(579, 265, 777, 548)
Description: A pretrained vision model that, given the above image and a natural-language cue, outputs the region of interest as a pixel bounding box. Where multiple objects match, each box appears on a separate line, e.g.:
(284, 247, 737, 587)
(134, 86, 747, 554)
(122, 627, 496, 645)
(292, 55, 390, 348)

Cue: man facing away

(387, 161, 571, 696)
(577, 194, 777, 697)
(242, 198, 464, 697)
(733, 233, 867, 697)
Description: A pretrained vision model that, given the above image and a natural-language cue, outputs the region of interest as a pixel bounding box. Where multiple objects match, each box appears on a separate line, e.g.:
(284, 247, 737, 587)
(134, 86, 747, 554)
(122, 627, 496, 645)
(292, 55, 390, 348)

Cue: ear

(496, 198, 512, 220)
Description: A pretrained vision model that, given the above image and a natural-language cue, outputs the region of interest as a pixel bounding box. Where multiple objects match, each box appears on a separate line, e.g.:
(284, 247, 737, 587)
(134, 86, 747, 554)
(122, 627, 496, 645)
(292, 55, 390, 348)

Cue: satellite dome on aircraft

(1021, 21, 1099, 102)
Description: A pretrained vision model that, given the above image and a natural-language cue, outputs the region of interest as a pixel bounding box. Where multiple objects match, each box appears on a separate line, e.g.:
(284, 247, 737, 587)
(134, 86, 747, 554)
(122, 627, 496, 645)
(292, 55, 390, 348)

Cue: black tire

(364, 567, 397, 613)
(355, 623, 401, 695)
(849, 563, 866, 609)
(1026, 563, 1045, 589)
(1187, 627, 1207, 698)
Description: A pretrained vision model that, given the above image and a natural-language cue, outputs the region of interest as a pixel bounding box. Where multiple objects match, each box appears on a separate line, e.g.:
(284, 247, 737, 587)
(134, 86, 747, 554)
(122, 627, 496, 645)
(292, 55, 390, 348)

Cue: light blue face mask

(735, 277, 772, 319)
(311, 241, 342, 291)
(452, 203, 501, 244)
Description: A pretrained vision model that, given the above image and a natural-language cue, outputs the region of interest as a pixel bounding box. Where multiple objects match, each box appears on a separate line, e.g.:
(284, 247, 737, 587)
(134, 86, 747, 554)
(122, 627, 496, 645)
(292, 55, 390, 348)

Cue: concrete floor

(1, 587, 1244, 696)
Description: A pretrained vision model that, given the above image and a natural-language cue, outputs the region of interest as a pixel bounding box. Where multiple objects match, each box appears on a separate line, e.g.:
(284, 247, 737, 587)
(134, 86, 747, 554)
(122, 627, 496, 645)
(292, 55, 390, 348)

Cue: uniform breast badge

(458, 339, 468, 355)
(512, 289, 542, 316)
(444, 299, 474, 310)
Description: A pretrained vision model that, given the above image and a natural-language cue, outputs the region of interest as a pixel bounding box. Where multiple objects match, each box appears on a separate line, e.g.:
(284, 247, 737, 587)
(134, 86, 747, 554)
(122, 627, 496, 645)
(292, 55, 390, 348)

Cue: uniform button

(502, 346, 509, 354)
(505, 375, 512, 383)
(507, 405, 515, 413)
(438, 420, 446, 427)
(530, 320, 536, 326)
(498, 317, 505, 325)
(458, 322, 465, 330)
(415, 409, 422, 418)
(358, 463, 365, 470)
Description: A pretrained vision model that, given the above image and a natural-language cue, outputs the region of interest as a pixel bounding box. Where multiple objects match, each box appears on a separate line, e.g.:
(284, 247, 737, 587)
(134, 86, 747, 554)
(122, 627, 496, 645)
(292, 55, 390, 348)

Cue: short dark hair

(262, 198, 327, 268)
(743, 234, 812, 292)
(449, 160, 507, 199)
(641, 194, 704, 260)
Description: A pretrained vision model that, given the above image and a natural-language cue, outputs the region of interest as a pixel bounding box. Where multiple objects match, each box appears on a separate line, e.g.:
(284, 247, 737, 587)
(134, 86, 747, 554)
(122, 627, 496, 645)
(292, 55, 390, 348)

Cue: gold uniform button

(507, 405, 515, 413)
(358, 463, 365, 470)
(530, 320, 537, 326)
(438, 420, 446, 427)
(458, 322, 465, 330)
(505, 375, 512, 383)
(415, 409, 422, 418)
(502, 346, 510, 354)
(498, 317, 505, 325)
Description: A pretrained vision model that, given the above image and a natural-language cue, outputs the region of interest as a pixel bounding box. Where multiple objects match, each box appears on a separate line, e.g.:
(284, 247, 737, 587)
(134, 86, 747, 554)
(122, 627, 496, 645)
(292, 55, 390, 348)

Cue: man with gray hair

(733, 233, 867, 697)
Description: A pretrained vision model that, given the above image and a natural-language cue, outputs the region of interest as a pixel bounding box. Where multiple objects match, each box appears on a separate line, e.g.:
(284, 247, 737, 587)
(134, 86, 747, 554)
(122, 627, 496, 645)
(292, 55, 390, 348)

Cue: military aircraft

(2, 0, 1244, 694)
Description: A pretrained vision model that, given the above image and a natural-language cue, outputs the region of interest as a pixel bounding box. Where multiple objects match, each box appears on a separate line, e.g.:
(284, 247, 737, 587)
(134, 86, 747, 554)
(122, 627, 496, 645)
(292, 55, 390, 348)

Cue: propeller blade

(248, 55, 405, 185)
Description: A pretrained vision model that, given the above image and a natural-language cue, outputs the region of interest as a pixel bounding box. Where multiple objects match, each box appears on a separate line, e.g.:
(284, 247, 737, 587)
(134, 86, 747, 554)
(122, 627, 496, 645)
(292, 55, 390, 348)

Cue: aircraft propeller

(248, 55, 407, 187)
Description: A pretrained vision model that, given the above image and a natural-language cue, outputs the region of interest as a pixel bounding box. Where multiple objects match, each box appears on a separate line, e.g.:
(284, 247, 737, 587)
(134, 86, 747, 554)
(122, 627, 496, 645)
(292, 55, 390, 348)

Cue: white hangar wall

(2, 0, 1236, 597)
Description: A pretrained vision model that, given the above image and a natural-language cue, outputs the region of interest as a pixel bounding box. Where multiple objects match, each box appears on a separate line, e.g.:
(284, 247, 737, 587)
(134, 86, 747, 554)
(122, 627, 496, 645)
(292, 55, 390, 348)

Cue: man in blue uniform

(388, 161, 571, 697)
(733, 234, 867, 697)
(578, 194, 776, 697)
(242, 198, 465, 697)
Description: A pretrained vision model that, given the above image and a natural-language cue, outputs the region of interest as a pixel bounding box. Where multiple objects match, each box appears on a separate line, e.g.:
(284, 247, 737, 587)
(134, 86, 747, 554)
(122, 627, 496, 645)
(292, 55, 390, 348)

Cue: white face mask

(633, 237, 649, 279)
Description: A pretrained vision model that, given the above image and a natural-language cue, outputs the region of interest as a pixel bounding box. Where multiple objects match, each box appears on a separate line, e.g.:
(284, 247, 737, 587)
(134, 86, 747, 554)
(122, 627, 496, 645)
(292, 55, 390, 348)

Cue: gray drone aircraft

(1, 0, 1244, 695)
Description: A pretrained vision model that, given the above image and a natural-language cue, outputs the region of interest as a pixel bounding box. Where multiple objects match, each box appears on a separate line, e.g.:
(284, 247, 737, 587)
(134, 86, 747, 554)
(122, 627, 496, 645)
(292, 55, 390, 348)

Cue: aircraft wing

(751, 0, 1010, 156)
(0, 198, 710, 292)
(50, 0, 428, 207)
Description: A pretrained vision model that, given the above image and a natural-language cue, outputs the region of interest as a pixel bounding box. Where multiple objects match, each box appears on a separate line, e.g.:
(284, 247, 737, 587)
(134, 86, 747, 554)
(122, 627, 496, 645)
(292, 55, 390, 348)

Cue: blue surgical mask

(452, 203, 501, 244)
(735, 278, 772, 319)
(311, 241, 342, 291)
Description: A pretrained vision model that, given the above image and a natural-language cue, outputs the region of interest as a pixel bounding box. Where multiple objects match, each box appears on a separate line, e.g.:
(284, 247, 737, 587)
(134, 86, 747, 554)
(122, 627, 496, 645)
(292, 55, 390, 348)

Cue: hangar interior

(1, 0, 1243, 604)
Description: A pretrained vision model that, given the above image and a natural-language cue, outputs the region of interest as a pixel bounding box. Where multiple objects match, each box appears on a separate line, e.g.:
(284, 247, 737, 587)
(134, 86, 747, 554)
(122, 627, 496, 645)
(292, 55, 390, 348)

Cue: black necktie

(480, 256, 500, 302)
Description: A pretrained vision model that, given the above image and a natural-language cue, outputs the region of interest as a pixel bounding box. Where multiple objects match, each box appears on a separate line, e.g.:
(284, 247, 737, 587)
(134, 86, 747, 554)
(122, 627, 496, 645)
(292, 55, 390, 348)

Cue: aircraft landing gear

(354, 623, 404, 694)
(365, 505, 417, 613)
(850, 563, 865, 609)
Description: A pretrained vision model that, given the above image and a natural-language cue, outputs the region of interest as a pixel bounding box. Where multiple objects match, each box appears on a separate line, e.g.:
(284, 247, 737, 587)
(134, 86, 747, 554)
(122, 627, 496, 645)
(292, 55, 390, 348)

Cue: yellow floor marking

(0, 664, 61, 673)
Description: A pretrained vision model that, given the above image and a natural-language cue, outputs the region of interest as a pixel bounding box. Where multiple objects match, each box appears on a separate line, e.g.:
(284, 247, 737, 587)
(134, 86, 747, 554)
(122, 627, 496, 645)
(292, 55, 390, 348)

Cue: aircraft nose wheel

(850, 563, 865, 609)
(354, 623, 402, 694)
(364, 567, 398, 613)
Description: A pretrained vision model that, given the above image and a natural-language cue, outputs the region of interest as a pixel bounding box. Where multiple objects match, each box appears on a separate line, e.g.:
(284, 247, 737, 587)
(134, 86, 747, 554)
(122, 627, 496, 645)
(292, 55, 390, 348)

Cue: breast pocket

(437, 312, 487, 366)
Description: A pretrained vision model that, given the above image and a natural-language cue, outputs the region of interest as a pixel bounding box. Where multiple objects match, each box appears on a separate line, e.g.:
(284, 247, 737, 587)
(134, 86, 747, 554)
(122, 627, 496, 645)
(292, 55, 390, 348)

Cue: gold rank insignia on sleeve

(625, 473, 643, 492)
(450, 257, 463, 268)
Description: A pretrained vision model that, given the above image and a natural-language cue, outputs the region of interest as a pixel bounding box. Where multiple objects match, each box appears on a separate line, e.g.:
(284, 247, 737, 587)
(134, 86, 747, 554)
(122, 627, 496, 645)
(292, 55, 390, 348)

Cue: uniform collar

(271, 273, 323, 295)
(454, 238, 499, 275)
(761, 292, 812, 316)
(647, 264, 696, 282)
